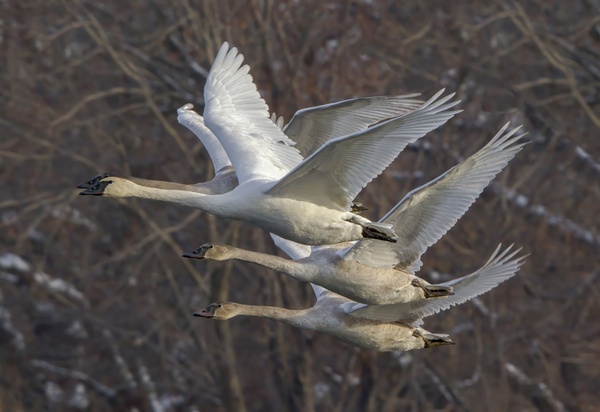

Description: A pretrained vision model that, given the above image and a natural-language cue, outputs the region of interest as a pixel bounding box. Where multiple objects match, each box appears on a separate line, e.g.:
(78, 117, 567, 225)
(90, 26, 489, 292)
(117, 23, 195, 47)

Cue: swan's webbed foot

(351, 203, 368, 214)
(411, 278, 454, 298)
(347, 215, 397, 243)
(413, 329, 455, 348)
(362, 226, 397, 243)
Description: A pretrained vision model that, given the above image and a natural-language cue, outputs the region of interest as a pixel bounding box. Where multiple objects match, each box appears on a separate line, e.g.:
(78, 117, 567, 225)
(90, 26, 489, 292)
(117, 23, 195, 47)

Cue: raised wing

(177, 104, 232, 175)
(348, 244, 526, 323)
(344, 123, 527, 270)
(203, 43, 303, 183)
(283, 95, 424, 158)
(269, 234, 328, 300)
(266, 90, 460, 211)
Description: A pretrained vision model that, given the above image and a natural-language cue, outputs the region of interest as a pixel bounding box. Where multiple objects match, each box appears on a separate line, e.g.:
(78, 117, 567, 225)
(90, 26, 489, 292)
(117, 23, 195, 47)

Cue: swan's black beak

(193, 302, 222, 319)
(181, 250, 204, 260)
(193, 310, 214, 319)
(77, 173, 111, 189)
(182, 244, 213, 260)
(79, 181, 111, 196)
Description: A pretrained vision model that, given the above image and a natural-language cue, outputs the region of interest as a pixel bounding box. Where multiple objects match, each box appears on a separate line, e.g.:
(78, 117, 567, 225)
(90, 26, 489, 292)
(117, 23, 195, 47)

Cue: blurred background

(1, 0, 599, 410)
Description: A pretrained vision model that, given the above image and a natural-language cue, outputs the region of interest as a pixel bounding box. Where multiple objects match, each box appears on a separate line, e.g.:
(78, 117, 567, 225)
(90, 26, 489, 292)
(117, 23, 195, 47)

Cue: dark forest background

(1, 0, 599, 410)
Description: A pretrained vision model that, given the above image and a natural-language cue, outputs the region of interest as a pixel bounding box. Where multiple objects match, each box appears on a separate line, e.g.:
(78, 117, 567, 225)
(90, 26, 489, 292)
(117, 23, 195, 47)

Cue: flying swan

(78, 42, 460, 246)
(78, 94, 425, 197)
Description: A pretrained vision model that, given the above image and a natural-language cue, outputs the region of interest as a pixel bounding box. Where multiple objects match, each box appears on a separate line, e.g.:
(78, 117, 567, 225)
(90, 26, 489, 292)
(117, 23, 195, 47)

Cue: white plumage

(82, 42, 460, 246)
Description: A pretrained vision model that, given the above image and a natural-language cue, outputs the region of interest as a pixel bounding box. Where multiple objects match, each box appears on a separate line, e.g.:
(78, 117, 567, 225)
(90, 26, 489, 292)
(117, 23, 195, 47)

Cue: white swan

(184, 122, 526, 304)
(77, 94, 424, 196)
(193, 239, 525, 351)
(78, 42, 460, 245)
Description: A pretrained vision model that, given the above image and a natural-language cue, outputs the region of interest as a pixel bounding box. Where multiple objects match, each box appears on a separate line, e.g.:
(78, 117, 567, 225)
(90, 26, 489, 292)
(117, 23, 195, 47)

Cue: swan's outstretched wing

(269, 234, 328, 300)
(266, 90, 460, 210)
(343, 123, 527, 270)
(203, 43, 303, 183)
(283, 95, 423, 158)
(347, 244, 526, 323)
(177, 104, 232, 175)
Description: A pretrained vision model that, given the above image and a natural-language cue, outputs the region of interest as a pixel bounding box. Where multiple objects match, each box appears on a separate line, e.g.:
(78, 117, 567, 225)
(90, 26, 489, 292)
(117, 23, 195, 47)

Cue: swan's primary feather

(347, 244, 526, 323)
(266, 90, 461, 211)
(283, 95, 423, 158)
(203, 43, 303, 183)
(343, 123, 527, 269)
(270, 112, 285, 129)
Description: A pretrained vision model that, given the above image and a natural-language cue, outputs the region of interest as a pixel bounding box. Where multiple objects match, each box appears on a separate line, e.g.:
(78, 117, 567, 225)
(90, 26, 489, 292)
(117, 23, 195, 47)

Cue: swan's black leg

(410, 278, 454, 298)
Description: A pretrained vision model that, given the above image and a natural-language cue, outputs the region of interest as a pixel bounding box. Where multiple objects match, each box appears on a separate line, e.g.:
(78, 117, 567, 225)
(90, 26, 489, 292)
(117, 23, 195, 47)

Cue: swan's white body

(187, 123, 527, 303)
(87, 43, 461, 245)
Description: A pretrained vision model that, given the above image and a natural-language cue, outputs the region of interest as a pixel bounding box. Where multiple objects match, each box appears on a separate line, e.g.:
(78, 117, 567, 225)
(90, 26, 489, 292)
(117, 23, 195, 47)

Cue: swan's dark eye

(193, 250, 198, 254)
(217, 304, 222, 308)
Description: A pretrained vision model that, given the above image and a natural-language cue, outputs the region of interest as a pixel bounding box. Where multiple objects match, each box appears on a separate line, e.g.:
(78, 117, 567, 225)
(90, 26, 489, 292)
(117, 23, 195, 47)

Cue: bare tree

(1, 0, 598, 410)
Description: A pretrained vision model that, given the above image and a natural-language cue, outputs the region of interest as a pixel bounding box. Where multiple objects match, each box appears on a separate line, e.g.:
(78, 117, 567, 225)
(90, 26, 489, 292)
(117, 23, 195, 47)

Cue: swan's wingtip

(177, 103, 194, 115)
(220, 41, 230, 52)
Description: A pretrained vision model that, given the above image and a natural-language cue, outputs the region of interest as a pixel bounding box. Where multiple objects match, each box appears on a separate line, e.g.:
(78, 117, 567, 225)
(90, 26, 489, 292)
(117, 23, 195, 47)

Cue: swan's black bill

(76, 173, 111, 189)
(193, 302, 222, 319)
(182, 244, 213, 260)
(79, 181, 111, 196)
(193, 311, 214, 319)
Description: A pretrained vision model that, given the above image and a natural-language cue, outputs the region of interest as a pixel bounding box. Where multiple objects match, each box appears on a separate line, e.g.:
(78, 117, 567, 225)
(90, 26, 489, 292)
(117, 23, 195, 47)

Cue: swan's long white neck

(232, 304, 316, 329)
(225, 247, 315, 282)
(104, 178, 225, 215)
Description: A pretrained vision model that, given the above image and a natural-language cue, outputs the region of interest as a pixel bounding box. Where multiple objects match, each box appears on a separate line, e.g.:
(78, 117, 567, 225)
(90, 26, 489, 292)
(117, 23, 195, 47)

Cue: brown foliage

(1, 0, 599, 410)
